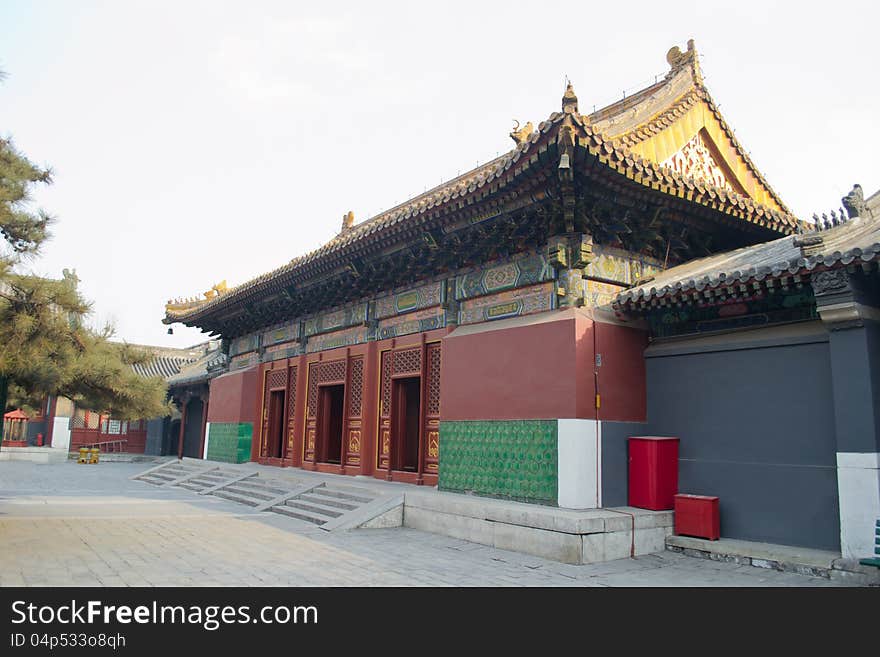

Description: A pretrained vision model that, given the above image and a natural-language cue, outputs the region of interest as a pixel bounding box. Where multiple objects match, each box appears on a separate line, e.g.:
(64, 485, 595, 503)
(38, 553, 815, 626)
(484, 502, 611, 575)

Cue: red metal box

(674, 494, 720, 540)
(628, 436, 679, 510)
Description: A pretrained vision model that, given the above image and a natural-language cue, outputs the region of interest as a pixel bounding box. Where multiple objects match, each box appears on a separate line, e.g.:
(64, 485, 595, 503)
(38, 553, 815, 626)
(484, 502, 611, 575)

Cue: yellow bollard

(89, 447, 100, 464)
(78, 447, 89, 464)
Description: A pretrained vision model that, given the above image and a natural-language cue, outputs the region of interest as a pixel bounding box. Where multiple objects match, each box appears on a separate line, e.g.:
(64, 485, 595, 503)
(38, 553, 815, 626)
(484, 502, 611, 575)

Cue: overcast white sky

(1, 1, 877, 348)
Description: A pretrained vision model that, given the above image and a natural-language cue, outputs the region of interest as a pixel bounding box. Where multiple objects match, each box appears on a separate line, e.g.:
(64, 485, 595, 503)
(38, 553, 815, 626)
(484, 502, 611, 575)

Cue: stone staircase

(132, 460, 402, 531)
(271, 482, 382, 528)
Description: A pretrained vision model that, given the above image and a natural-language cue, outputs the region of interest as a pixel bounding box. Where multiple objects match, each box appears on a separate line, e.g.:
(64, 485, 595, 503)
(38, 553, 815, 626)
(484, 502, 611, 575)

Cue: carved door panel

(286, 365, 298, 457)
(344, 357, 364, 466)
(378, 350, 393, 470)
(305, 359, 346, 463)
(261, 369, 288, 459)
(378, 347, 422, 472)
(423, 343, 442, 474)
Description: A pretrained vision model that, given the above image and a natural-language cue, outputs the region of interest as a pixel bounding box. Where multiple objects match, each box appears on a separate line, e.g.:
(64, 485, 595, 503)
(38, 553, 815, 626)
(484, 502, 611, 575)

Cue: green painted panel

(439, 420, 557, 505)
(206, 422, 253, 463)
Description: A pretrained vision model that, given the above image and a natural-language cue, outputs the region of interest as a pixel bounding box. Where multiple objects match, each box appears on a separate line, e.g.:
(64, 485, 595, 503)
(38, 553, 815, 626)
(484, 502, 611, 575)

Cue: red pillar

(177, 395, 188, 459)
(198, 391, 209, 460)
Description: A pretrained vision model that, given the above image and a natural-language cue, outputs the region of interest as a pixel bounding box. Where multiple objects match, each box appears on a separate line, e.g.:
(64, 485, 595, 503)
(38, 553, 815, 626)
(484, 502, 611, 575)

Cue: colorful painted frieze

(303, 302, 369, 338)
(229, 334, 259, 357)
(374, 281, 444, 319)
(585, 245, 663, 286)
(645, 288, 817, 339)
(377, 307, 445, 340)
(583, 280, 628, 308)
(305, 325, 369, 353)
(455, 252, 554, 301)
(262, 321, 300, 347)
(230, 352, 257, 370)
(263, 341, 302, 361)
(458, 282, 555, 325)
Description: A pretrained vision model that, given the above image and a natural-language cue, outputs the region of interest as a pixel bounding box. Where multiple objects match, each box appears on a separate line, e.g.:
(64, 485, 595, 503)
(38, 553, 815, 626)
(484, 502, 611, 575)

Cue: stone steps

(271, 502, 334, 526)
(212, 489, 263, 507)
(230, 479, 290, 497)
(131, 461, 401, 531)
(282, 497, 344, 519)
(220, 484, 277, 502)
(297, 492, 359, 511)
(311, 486, 375, 504)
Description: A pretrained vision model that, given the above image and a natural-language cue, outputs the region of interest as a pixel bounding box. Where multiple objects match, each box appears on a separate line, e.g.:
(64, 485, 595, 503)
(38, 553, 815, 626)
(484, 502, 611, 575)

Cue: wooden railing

(78, 438, 129, 453)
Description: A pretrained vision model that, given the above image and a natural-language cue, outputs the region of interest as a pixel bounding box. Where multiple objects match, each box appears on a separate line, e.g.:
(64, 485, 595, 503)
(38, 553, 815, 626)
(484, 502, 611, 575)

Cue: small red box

(628, 436, 679, 510)
(674, 494, 720, 540)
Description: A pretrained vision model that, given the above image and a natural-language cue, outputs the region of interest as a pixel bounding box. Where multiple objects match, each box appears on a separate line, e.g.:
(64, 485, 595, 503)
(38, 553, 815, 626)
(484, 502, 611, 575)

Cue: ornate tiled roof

(166, 347, 227, 387)
(131, 355, 194, 379)
(614, 208, 880, 310)
(590, 40, 789, 215)
(126, 343, 214, 381)
(165, 41, 800, 326)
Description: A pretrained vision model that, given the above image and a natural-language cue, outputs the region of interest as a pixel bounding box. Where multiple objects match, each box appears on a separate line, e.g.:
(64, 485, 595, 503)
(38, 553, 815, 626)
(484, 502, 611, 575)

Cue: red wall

(442, 314, 580, 420)
(208, 366, 259, 424)
(594, 319, 647, 422)
(441, 309, 646, 422)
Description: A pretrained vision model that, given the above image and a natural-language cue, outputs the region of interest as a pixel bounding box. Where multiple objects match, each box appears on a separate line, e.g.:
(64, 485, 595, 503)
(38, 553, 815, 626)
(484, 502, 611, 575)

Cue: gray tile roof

(615, 213, 880, 309)
(131, 355, 194, 380)
(166, 348, 227, 387)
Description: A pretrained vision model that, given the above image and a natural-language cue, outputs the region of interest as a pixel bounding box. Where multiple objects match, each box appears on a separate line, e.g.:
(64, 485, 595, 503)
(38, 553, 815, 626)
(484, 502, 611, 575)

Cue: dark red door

(317, 384, 345, 464)
(392, 377, 421, 472)
(267, 390, 285, 459)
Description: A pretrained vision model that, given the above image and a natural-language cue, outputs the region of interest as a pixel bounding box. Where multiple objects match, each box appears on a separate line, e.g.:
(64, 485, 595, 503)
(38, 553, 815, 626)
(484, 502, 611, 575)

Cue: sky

(1, 0, 878, 348)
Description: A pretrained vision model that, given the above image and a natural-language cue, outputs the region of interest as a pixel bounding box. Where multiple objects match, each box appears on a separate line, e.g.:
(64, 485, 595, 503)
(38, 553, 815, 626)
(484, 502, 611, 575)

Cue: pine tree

(1, 79, 169, 436)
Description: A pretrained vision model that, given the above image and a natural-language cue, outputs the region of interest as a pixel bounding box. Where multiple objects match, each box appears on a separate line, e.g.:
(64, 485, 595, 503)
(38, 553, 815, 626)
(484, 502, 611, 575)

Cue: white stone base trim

(557, 419, 601, 509)
(51, 417, 71, 451)
(836, 451, 880, 559)
(203, 422, 211, 459)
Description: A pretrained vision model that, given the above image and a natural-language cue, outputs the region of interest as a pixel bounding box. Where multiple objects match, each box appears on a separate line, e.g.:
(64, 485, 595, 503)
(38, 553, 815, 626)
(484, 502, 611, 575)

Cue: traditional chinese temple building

(163, 42, 878, 557)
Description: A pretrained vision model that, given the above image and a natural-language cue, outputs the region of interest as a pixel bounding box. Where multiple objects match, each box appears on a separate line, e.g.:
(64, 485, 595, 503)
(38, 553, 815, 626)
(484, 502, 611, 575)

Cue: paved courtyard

(0, 460, 843, 587)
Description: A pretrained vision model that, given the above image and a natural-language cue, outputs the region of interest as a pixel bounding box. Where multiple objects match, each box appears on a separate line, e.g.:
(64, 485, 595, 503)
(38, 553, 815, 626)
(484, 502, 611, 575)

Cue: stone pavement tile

(0, 461, 855, 588)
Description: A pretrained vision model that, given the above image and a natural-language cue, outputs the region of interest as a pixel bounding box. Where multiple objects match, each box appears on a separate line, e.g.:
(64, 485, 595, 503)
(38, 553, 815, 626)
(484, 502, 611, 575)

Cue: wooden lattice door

(261, 368, 288, 459)
(304, 359, 346, 463)
(378, 343, 441, 475)
(285, 365, 298, 457)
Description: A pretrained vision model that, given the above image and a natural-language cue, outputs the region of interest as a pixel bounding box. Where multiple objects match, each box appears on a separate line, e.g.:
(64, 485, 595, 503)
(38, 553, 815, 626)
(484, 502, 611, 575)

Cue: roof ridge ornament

(842, 184, 868, 219)
(341, 210, 355, 233)
(666, 39, 703, 86)
(562, 81, 579, 114)
(509, 120, 534, 145)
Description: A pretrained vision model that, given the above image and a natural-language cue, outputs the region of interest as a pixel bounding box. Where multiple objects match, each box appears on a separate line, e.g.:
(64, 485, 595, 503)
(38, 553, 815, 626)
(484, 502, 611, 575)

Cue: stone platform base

(402, 489, 672, 564)
(667, 535, 880, 586)
(66, 452, 160, 463)
(0, 446, 69, 464)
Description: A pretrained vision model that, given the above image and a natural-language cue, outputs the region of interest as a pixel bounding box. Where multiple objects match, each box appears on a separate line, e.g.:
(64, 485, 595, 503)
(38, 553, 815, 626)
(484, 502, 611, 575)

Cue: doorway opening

(317, 384, 345, 464)
(267, 389, 285, 459)
(392, 377, 421, 472)
(182, 397, 204, 458)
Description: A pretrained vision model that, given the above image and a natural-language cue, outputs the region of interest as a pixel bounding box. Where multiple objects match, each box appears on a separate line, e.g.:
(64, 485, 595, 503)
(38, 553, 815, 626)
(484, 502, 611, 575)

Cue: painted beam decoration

(455, 252, 554, 301)
(303, 302, 368, 338)
(377, 307, 445, 340)
(459, 282, 555, 325)
(230, 352, 258, 370)
(305, 326, 370, 353)
(229, 334, 259, 357)
(645, 288, 817, 338)
(584, 280, 628, 308)
(262, 320, 301, 347)
(263, 341, 302, 362)
(374, 281, 444, 319)
(585, 245, 663, 287)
